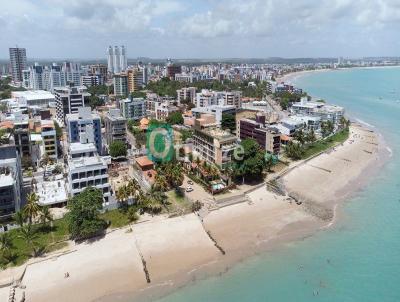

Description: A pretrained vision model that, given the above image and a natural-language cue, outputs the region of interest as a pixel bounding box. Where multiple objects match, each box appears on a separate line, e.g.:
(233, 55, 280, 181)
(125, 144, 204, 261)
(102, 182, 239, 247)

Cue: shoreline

(106, 125, 390, 302)
(277, 65, 400, 85)
(0, 122, 387, 302)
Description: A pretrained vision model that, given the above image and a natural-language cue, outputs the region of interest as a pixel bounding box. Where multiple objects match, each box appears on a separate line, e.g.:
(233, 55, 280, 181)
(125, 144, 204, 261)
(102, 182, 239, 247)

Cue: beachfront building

(55, 84, 90, 125)
(192, 115, 237, 170)
(177, 87, 196, 105)
(120, 98, 145, 121)
(191, 105, 236, 126)
(66, 107, 103, 155)
(67, 142, 110, 202)
(290, 97, 345, 126)
(104, 108, 127, 147)
(238, 114, 281, 154)
(0, 145, 23, 220)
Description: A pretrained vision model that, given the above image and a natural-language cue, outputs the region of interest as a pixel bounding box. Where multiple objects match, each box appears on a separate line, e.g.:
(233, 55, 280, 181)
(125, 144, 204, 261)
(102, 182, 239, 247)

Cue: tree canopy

(166, 111, 184, 125)
(221, 113, 236, 132)
(67, 187, 107, 241)
(109, 140, 127, 158)
(233, 138, 265, 181)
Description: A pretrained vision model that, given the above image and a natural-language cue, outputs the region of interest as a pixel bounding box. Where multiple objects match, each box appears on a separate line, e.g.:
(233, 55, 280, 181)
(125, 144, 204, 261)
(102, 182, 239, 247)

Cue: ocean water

(157, 67, 400, 302)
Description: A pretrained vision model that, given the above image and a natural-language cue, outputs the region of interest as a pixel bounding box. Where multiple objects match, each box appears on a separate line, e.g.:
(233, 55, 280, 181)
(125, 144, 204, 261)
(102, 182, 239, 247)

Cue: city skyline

(1, 0, 400, 59)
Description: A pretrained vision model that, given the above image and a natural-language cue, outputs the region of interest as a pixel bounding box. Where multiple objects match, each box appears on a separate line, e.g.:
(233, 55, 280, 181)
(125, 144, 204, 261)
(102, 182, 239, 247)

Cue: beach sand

(282, 125, 382, 220)
(0, 125, 384, 302)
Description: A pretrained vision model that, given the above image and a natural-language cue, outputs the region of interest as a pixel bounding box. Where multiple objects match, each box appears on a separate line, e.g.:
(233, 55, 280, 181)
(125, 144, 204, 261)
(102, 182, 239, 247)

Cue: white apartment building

(120, 98, 145, 120)
(9, 47, 27, 83)
(0, 145, 22, 220)
(68, 142, 111, 202)
(224, 91, 242, 108)
(107, 45, 127, 74)
(195, 89, 221, 107)
(191, 105, 236, 125)
(11, 90, 55, 108)
(22, 62, 83, 92)
(155, 102, 179, 120)
(104, 108, 127, 146)
(113, 73, 128, 96)
(177, 87, 196, 105)
(195, 89, 241, 108)
(40, 119, 58, 159)
(290, 97, 345, 126)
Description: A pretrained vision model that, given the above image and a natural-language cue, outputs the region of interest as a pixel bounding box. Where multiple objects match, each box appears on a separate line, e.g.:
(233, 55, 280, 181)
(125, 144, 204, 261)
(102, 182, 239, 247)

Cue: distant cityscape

(1, 46, 399, 224)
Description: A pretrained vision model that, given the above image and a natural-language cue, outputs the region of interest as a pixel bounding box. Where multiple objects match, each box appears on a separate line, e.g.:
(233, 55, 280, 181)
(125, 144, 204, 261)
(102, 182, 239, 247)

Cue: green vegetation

(166, 111, 184, 125)
(145, 77, 268, 99)
(285, 128, 350, 160)
(109, 140, 127, 158)
(221, 113, 236, 132)
(233, 138, 266, 182)
(0, 77, 26, 100)
(86, 84, 112, 109)
(130, 91, 146, 98)
(53, 120, 63, 141)
(66, 188, 108, 241)
(301, 129, 349, 159)
(274, 91, 305, 110)
(179, 129, 193, 143)
(154, 162, 184, 191)
(0, 218, 69, 267)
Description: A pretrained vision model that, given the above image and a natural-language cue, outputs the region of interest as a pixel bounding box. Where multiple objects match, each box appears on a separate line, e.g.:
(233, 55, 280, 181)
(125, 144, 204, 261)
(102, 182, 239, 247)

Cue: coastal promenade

(0, 125, 383, 302)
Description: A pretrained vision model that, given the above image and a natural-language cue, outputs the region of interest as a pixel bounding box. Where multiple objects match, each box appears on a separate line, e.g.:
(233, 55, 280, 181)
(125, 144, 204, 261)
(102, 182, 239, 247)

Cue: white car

(185, 186, 193, 192)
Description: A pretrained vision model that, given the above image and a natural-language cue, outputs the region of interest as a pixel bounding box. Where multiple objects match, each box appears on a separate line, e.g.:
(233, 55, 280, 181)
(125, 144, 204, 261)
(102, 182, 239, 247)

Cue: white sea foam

(386, 146, 393, 157)
(354, 118, 375, 128)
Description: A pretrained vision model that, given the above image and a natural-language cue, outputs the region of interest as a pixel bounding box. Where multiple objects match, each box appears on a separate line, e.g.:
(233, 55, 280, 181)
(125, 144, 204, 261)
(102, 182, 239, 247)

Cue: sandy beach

(0, 124, 386, 302)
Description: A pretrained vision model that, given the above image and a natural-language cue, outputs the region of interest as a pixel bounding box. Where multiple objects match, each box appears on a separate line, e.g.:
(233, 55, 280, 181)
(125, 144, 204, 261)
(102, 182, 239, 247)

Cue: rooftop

(69, 142, 97, 154)
(135, 156, 154, 168)
(69, 155, 107, 170)
(0, 174, 14, 187)
(12, 90, 55, 101)
(37, 178, 68, 206)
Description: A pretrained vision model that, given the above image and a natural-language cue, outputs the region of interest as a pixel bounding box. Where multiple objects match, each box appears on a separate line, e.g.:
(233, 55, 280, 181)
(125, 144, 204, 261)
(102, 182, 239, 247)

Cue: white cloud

(0, 0, 399, 58)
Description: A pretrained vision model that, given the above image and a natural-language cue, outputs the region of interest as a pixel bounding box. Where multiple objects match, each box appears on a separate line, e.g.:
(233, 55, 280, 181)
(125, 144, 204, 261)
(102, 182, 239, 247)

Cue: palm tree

(18, 225, 39, 257)
(154, 174, 169, 192)
(265, 155, 274, 172)
(127, 178, 141, 197)
(24, 192, 41, 224)
(116, 185, 129, 205)
(40, 153, 53, 177)
(13, 210, 26, 227)
(39, 206, 53, 228)
(294, 129, 306, 145)
(170, 165, 184, 188)
(0, 232, 13, 253)
(306, 129, 316, 144)
(208, 165, 220, 180)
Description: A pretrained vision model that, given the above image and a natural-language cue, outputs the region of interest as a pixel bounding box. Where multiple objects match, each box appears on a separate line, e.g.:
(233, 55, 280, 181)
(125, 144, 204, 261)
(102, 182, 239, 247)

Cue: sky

(1, 0, 400, 59)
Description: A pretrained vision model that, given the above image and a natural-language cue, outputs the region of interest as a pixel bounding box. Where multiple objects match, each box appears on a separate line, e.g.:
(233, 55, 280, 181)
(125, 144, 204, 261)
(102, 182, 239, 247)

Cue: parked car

(185, 186, 193, 192)
(187, 180, 194, 185)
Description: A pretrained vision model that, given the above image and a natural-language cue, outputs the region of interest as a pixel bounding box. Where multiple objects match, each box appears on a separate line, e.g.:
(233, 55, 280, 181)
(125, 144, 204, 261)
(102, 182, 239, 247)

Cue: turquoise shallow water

(157, 67, 400, 302)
